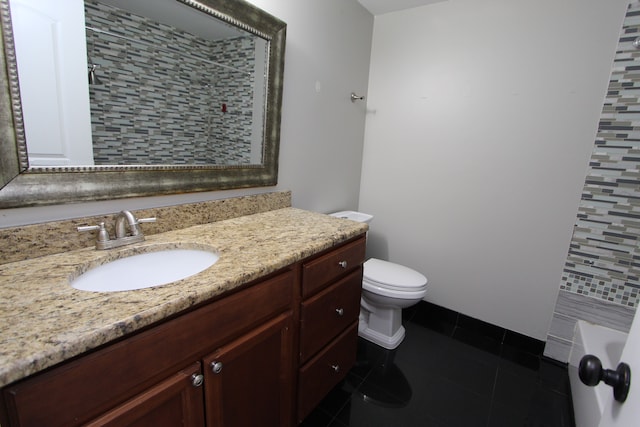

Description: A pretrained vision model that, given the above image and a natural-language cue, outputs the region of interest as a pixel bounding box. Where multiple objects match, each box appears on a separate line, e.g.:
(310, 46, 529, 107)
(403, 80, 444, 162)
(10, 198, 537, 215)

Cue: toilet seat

(363, 258, 427, 292)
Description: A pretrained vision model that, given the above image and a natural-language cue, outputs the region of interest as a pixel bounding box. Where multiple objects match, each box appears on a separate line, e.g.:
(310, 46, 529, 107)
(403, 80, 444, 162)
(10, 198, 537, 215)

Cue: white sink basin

(71, 248, 219, 292)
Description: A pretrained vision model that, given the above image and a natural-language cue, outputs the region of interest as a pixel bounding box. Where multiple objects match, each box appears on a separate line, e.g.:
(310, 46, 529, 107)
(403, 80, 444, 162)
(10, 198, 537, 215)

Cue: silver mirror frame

(0, 0, 286, 208)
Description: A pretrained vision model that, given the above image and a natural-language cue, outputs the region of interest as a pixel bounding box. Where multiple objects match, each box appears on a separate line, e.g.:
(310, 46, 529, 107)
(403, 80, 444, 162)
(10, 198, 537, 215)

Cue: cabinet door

(203, 312, 294, 427)
(85, 362, 205, 427)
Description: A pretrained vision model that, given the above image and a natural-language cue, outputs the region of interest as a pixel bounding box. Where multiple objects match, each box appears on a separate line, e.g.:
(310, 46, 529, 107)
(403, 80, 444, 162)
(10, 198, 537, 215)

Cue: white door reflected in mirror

(10, 0, 94, 166)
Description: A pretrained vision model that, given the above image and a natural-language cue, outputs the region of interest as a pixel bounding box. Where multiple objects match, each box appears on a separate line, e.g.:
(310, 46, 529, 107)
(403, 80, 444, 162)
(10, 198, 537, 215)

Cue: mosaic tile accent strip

(559, 3, 640, 308)
(85, 0, 258, 165)
(545, 3, 640, 362)
(544, 335, 573, 363)
(553, 290, 634, 334)
(0, 190, 291, 265)
(544, 290, 634, 362)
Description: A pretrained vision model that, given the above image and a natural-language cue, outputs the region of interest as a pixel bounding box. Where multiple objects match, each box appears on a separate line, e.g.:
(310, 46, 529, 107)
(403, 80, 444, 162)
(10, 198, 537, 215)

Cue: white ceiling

(357, 0, 447, 15)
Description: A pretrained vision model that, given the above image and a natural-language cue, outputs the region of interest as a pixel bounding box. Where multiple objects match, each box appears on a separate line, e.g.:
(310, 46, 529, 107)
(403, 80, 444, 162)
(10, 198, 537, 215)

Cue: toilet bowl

(329, 211, 428, 350)
(360, 258, 428, 349)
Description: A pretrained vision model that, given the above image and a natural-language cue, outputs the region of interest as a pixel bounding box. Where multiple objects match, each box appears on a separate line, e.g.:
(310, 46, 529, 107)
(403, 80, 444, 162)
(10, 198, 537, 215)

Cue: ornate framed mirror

(0, 0, 286, 207)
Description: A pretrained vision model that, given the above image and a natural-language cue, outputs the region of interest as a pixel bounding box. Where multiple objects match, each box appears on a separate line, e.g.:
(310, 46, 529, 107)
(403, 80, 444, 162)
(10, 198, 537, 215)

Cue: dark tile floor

(300, 302, 575, 427)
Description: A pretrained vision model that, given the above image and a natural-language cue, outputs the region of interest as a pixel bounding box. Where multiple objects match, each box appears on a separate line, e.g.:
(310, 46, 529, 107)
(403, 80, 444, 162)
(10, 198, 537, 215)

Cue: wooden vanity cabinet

(297, 237, 366, 423)
(1, 270, 295, 427)
(0, 235, 367, 427)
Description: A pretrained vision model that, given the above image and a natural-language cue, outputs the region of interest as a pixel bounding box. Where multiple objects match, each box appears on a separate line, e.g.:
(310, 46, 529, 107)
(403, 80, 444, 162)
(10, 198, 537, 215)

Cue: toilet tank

(328, 211, 373, 224)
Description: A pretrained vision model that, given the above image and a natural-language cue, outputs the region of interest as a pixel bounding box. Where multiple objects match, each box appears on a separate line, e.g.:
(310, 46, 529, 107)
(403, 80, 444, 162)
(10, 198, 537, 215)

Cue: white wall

(0, 0, 373, 227)
(247, 0, 372, 213)
(358, 0, 628, 340)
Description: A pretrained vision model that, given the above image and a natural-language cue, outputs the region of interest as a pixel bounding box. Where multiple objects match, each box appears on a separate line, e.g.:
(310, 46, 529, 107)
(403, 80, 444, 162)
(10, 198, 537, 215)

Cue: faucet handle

(137, 217, 156, 224)
(77, 222, 110, 243)
(131, 217, 155, 237)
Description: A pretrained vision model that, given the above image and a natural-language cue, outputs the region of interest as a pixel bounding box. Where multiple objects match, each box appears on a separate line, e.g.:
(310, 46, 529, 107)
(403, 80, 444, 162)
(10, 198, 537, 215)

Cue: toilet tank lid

(328, 211, 373, 224)
(364, 258, 427, 288)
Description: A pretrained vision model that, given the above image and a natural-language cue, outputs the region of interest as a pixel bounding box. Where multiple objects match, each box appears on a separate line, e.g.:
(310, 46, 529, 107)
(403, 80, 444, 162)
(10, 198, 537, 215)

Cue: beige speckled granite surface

(0, 207, 367, 388)
(0, 191, 291, 265)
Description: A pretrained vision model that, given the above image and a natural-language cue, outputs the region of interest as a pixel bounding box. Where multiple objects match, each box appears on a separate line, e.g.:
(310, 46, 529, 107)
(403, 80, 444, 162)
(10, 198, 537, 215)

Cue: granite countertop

(0, 208, 367, 388)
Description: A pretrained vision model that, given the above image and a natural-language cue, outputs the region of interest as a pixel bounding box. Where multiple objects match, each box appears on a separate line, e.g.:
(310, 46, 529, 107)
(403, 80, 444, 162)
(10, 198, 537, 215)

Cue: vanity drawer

(297, 322, 358, 422)
(302, 237, 365, 298)
(299, 269, 362, 362)
(2, 270, 294, 427)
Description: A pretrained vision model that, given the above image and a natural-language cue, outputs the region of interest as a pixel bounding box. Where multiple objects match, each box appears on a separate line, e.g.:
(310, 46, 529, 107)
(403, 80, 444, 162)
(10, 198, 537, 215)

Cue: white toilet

(329, 211, 428, 349)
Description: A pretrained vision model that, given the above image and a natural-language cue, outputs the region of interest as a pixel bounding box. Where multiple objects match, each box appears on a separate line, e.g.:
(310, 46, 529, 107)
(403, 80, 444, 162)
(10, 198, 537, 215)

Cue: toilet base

(358, 298, 409, 350)
(358, 319, 406, 350)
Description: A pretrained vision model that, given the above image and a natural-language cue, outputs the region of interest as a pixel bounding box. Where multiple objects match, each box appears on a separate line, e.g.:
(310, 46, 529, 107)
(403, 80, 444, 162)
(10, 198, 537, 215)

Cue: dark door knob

(579, 354, 631, 403)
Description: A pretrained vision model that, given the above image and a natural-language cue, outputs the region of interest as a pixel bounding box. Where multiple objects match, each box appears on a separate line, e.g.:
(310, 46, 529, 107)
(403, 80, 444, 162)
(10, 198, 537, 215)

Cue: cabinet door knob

(335, 308, 344, 316)
(191, 373, 204, 387)
(211, 361, 223, 374)
(331, 364, 340, 373)
(338, 260, 348, 268)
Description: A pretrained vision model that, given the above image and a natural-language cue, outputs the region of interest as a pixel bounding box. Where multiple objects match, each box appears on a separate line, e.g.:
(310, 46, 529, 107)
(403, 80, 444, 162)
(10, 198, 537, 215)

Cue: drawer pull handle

(338, 260, 348, 269)
(331, 364, 340, 373)
(191, 374, 204, 387)
(211, 361, 223, 374)
(335, 308, 344, 316)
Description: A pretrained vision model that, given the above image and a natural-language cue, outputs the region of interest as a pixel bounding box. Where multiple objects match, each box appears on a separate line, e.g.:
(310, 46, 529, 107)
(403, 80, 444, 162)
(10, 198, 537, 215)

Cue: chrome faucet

(115, 210, 141, 238)
(78, 210, 156, 250)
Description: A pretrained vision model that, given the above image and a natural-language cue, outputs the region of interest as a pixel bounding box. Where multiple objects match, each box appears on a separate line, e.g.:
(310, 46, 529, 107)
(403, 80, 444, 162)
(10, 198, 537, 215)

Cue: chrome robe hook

(350, 92, 365, 102)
